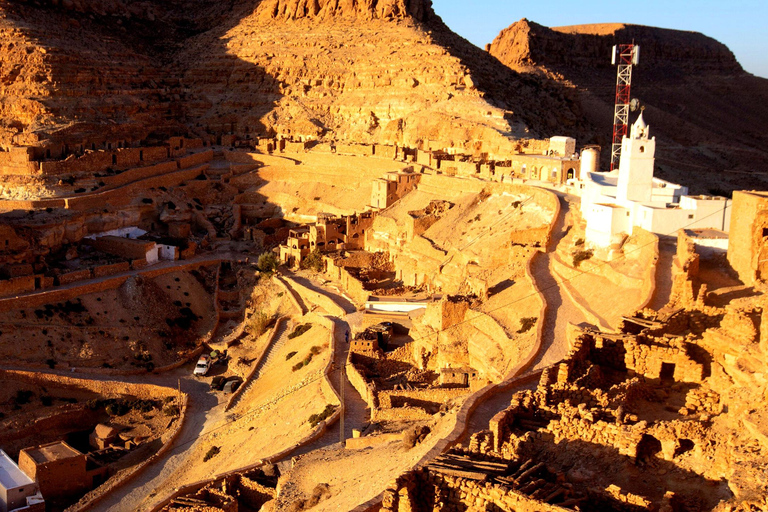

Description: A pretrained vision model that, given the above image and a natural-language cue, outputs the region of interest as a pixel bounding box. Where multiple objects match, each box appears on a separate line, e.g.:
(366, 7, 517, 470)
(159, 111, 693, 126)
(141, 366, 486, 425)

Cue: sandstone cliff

(488, 19, 768, 193)
(0, 0, 583, 156)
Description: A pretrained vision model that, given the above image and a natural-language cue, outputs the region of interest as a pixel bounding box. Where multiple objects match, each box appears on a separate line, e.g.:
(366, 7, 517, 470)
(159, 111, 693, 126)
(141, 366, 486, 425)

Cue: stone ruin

(380, 297, 768, 511)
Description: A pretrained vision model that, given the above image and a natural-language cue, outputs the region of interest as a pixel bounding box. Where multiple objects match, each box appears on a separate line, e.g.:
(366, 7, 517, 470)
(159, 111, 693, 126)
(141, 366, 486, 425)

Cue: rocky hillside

(0, 0, 583, 156)
(489, 20, 768, 194)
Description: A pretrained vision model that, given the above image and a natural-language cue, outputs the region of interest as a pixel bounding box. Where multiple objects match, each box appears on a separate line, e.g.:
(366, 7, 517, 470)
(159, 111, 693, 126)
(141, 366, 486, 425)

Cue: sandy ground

(272, 410, 459, 511)
(0, 267, 217, 370)
(230, 152, 410, 219)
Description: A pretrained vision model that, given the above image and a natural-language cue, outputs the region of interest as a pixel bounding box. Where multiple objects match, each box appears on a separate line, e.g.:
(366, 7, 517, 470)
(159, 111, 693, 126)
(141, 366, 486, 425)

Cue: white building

(0, 450, 43, 512)
(579, 114, 731, 247)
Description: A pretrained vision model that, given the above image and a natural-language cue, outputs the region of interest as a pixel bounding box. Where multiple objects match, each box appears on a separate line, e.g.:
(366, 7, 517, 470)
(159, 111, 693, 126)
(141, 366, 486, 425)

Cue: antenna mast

(610, 44, 640, 171)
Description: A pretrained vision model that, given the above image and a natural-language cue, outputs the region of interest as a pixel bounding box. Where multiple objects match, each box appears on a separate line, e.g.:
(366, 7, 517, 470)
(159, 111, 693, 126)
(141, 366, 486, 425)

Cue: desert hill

(488, 19, 768, 194)
(0, 0, 583, 156)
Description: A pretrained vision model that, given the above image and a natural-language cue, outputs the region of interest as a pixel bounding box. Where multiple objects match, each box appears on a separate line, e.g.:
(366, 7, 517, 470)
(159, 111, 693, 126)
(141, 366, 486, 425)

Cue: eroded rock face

(254, 0, 433, 21)
(0, 0, 583, 152)
(488, 19, 743, 74)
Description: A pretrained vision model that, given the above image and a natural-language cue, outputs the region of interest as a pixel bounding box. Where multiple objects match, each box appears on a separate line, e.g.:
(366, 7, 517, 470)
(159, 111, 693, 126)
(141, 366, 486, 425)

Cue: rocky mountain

(0, 0, 583, 156)
(488, 19, 768, 194)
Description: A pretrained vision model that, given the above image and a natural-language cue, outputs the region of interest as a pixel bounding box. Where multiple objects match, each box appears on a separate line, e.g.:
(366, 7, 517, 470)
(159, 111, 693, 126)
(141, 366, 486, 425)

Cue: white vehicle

(193, 355, 212, 376)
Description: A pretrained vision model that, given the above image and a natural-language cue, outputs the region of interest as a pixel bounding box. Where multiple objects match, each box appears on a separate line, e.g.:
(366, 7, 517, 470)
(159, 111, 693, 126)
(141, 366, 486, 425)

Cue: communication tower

(610, 44, 640, 171)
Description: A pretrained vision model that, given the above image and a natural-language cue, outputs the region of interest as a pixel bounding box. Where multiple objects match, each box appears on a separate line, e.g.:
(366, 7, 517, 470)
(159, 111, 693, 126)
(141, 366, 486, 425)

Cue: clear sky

(432, 0, 768, 78)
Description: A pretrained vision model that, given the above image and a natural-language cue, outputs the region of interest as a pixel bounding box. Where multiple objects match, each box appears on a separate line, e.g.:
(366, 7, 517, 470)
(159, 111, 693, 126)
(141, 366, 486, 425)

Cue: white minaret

(616, 112, 656, 205)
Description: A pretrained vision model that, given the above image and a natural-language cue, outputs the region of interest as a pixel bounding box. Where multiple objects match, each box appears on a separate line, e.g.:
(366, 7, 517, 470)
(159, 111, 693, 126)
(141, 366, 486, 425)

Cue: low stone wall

(0, 258, 221, 313)
(346, 360, 378, 411)
(0, 275, 36, 296)
(281, 275, 347, 317)
(225, 316, 288, 411)
(148, 314, 343, 512)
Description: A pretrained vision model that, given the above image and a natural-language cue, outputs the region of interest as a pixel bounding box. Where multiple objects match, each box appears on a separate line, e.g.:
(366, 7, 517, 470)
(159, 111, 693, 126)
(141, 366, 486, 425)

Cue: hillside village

(0, 1, 764, 512)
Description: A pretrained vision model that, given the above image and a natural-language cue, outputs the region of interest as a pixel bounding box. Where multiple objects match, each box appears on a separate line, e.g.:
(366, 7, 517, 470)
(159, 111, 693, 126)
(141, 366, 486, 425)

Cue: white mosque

(579, 113, 732, 247)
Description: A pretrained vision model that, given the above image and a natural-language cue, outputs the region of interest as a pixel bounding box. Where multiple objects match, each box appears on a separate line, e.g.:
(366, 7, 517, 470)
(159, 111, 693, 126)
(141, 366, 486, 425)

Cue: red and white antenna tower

(610, 44, 640, 171)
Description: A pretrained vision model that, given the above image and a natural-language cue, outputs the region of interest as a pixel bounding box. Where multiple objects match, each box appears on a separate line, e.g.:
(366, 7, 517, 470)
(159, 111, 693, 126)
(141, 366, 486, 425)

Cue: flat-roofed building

(0, 450, 42, 512)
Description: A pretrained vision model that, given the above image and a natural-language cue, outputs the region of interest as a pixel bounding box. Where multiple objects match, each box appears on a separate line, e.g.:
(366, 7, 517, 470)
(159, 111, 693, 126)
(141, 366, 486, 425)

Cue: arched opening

(567, 168, 575, 180)
(674, 439, 694, 458)
(112, 154, 117, 166)
(636, 434, 662, 464)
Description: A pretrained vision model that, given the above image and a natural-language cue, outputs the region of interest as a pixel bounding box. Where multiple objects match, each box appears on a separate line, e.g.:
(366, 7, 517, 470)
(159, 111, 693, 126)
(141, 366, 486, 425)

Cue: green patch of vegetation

(291, 345, 323, 372)
(572, 249, 594, 268)
(517, 317, 537, 334)
(203, 446, 220, 462)
(247, 311, 271, 337)
(285, 351, 298, 361)
(257, 251, 279, 274)
(288, 323, 313, 339)
(574, 238, 585, 246)
(163, 404, 180, 417)
(300, 248, 325, 272)
(308, 404, 337, 428)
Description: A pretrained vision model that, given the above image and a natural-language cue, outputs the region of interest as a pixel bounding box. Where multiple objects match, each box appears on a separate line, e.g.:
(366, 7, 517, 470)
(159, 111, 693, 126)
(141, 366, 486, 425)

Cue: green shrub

(203, 446, 220, 462)
(288, 323, 313, 339)
(517, 317, 537, 334)
(257, 252, 279, 273)
(285, 351, 298, 361)
(105, 402, 129, 416)
(573, 249, 594, 268)
(163, 404, 180, 417)
(247, 311, 271, 337)
(307, 404, 336, 428)
(300, 248, 325, 272)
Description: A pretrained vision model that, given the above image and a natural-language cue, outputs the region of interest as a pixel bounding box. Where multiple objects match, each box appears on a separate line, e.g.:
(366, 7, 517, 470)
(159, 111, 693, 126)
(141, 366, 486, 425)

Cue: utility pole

(610, 44, 640, 171)
(339, 358, 345, 446)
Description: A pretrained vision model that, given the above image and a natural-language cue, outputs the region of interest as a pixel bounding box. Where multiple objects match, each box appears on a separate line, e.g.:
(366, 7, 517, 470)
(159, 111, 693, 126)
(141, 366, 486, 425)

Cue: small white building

(579, 114, 731, 247)
(0, 450, 43, 512)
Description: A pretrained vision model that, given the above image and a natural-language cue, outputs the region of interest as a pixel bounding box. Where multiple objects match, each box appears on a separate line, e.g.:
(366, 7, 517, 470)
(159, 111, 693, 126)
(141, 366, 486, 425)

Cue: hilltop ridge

(488, 19, 768, 193)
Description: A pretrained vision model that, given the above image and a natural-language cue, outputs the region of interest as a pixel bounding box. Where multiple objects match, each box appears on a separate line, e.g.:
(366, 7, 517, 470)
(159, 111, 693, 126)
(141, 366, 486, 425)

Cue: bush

(163, 404, 180, 417)
(40, 395, 53, 407)
(288, 323, 313, 340)
(285, 351, 298, 361)
(203, 445, 220, 462)
(247, 311, 271, 337)
(105, 402, 129, 416)
(13, 390, 33, 406)
(307, 404, 336, 428)
(300, 249, 324, 272)
(257, 252, 279, 273)
(45, 359, 56, 369)
(573, 249, 594, 268)
(517, 317, 537, 334)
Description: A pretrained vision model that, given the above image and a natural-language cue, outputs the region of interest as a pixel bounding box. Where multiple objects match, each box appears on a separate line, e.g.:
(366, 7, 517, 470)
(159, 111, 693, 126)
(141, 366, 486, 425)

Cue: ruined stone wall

(0, 274, 35, 296)
(727, 191, 768, 285)
(346, 360, 378, 410)
(381, 469, 569, 512)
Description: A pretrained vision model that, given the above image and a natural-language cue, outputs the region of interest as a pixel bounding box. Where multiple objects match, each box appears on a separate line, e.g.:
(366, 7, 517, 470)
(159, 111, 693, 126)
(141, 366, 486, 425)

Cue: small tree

(300, 248, 324, 272)
(257, 251, 279, 273)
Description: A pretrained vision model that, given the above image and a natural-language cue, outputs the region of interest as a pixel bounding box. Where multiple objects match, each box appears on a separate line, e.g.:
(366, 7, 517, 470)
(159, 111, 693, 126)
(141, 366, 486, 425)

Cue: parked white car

(193, 355, 212, 376)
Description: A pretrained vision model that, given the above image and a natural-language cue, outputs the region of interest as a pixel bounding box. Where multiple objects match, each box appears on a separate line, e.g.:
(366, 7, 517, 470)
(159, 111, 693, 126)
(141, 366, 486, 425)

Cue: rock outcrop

(0, 0, 583, 156)
(488, 19, 768, 193)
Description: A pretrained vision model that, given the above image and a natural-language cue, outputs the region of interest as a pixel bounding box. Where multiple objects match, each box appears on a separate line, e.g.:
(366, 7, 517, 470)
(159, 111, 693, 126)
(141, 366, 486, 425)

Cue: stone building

(579, 114, 731, 247)
(371, 170, 420, 210)
(278, 212, 376, 268)
(727, 190, 768, 285)
(18, 441, 106, 500)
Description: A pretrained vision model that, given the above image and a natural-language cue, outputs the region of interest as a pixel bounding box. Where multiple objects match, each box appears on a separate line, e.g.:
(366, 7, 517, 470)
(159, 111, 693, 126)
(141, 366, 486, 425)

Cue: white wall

(365, 301, 427, 313)
(158, 244, 179, 261)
